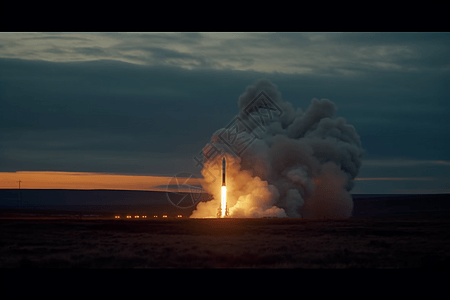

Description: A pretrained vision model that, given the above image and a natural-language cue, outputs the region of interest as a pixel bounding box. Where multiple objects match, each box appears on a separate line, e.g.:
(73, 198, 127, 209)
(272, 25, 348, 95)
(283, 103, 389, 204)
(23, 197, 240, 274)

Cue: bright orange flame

(162, 215, 167, 218)
(221, 186, 227, 218)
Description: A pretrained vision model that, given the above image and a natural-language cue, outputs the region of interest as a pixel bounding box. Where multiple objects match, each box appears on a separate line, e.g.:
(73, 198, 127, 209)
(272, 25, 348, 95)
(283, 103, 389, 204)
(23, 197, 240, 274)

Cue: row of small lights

(114, 215, 183, 219)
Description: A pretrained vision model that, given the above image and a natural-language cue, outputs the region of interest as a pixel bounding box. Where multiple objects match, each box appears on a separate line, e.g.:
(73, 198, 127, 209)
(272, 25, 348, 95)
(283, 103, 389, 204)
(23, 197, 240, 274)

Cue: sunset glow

(0, 171, 438, 193)
(0, 171, 202, 192)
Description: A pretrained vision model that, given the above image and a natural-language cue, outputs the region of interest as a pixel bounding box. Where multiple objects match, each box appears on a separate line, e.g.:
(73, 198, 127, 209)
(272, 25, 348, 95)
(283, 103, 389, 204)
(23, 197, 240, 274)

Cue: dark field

(1, 217, 450, 268)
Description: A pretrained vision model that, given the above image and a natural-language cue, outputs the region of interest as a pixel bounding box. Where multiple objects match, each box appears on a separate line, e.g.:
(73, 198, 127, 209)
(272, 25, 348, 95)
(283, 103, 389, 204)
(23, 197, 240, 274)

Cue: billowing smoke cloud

(191, 79, 363, 218)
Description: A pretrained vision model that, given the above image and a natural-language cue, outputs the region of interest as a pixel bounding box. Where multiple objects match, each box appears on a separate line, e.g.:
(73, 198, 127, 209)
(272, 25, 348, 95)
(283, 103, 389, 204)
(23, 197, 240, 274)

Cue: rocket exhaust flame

(221, 186, 227, 217)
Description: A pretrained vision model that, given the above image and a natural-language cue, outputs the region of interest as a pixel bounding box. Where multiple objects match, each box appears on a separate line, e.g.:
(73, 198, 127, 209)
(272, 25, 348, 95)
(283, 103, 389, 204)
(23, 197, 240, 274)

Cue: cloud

(352, 158, 450, 194)
(355, 177, 435, 181)
(74, 47, 109, 57)
(19, 35, 92, 41)
(1, 32, 449, 74)
(102, 32, 204, 46)
(45, 48, 66, 54)
(361, 160, 450, 167)
(124, 46, 215, 69)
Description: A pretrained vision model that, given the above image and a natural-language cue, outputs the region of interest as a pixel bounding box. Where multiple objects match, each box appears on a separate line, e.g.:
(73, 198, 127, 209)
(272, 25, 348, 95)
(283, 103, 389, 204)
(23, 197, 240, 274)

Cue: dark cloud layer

(0, 57, 449, 186)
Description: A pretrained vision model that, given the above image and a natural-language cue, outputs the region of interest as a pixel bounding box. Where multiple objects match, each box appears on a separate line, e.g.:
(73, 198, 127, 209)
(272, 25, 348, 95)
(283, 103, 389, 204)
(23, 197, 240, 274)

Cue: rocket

(222, 157, 226, 186)
(217, 156, 228, 218)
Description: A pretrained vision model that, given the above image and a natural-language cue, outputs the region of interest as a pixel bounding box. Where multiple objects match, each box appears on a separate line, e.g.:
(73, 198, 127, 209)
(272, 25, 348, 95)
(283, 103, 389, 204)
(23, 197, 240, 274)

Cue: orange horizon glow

(0, 171, 436, 192)
(0, 171, 202, 192)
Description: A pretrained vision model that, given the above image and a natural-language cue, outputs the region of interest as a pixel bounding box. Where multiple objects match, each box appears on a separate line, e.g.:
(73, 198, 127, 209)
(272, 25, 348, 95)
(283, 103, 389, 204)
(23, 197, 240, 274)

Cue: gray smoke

(191, 79, 363, 218)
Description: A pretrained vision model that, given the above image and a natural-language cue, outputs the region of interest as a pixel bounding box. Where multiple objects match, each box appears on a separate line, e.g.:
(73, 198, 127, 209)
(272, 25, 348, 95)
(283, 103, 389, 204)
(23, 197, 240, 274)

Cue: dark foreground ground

(1, 217, 449, 268)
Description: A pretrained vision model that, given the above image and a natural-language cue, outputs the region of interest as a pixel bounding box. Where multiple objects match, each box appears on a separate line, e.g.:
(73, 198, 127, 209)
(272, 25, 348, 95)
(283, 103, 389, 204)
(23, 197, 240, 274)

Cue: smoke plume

(191, 79, 363, 218)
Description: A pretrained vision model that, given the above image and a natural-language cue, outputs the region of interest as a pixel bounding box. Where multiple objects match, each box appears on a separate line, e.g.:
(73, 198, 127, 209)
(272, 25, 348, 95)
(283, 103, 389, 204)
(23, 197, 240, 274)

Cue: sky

(0, 32, 449, 194)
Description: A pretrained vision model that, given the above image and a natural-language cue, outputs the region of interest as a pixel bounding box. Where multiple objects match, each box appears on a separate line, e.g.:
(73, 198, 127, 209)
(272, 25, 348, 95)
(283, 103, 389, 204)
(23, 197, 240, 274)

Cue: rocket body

(218, 156, 228, 217)
(222, 157, 226, 186)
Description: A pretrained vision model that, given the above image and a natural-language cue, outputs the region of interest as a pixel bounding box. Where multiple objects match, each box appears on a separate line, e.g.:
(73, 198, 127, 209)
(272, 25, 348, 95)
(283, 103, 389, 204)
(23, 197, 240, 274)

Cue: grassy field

(1, 217, 450, 268)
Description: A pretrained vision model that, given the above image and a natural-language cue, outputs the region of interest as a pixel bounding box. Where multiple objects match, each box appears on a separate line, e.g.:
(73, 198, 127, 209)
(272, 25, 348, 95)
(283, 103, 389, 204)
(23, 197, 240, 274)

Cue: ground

(1, 217, 450, 268)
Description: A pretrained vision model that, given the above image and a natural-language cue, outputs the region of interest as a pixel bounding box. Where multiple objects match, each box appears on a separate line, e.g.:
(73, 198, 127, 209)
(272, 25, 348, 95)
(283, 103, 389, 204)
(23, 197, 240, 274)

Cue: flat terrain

(1, 217, 450, 268)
